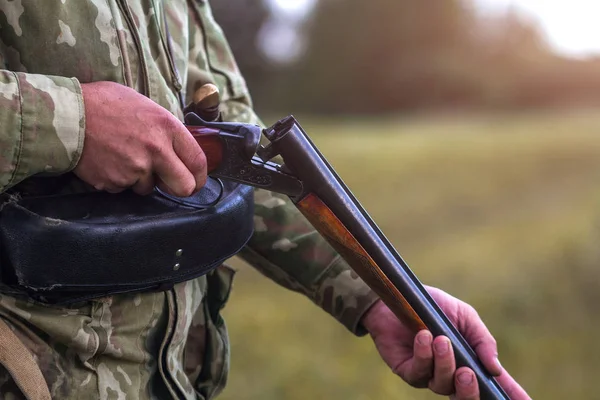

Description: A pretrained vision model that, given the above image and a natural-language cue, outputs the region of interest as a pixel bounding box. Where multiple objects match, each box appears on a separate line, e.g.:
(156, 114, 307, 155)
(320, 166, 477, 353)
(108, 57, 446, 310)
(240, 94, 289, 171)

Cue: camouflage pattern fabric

(0, 1, 379, 399)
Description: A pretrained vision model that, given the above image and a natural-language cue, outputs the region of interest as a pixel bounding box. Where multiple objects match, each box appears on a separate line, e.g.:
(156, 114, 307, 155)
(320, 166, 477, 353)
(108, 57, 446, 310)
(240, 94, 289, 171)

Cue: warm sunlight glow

(474, 0, 600, 58)
(269, 0, 316, 19)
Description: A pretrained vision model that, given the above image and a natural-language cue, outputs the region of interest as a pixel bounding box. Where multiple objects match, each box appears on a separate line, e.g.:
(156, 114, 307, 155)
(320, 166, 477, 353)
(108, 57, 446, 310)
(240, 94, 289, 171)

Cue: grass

(220, 111, 600, 400)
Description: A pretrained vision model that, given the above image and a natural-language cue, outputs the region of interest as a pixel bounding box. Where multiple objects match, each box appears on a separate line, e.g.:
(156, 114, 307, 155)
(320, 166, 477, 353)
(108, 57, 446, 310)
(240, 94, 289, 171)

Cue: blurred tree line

(212, 0, 600, 116)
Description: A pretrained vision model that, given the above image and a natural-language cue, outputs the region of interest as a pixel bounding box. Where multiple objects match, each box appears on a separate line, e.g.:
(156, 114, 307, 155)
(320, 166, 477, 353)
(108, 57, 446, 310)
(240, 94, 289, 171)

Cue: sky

(262, 0, 317, 63)
(268, 0, 316, 20)
(466, 0, 600, 58)
(266, 0, 600, 60)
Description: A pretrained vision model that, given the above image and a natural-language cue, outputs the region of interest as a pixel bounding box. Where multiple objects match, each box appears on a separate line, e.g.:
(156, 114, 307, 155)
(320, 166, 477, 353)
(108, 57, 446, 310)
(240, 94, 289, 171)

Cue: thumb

(458, 304, 503, 377)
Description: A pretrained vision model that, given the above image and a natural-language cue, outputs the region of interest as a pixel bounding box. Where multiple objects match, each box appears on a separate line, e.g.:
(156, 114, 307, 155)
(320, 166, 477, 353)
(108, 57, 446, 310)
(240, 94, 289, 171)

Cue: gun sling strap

(0, 317, 51, 400)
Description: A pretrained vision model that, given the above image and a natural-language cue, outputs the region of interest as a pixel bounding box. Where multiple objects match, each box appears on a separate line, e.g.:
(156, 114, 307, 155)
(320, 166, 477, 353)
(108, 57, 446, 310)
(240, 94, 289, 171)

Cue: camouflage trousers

(0, 266, 236, 400)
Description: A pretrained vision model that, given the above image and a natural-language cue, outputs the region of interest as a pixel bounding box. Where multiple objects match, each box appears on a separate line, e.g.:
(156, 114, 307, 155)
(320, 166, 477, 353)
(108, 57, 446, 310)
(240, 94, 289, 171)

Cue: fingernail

(434, 339, 449, 355)
(417, 331, 432, 346)
(495, 357, 503, 371)
(458, 371, 474, 386)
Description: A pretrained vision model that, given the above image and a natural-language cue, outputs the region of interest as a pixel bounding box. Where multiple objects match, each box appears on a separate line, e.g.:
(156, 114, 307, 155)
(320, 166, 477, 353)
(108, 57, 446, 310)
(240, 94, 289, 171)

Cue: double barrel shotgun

(184, 109, 511, 400)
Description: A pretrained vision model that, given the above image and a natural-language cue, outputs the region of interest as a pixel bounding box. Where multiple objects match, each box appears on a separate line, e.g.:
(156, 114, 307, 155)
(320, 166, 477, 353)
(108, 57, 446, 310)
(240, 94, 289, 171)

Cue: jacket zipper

(117, 0, 150, 97)
(152, 0, 185, 109)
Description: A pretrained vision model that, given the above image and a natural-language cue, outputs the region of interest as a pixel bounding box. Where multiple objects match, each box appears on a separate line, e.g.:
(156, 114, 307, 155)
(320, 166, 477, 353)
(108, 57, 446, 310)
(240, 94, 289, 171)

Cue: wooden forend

(296, 193, 427, 332)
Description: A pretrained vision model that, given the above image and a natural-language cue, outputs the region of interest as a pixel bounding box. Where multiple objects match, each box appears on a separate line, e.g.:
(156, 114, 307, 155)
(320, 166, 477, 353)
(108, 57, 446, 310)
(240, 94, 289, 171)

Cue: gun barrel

(267, 116, 510, 400)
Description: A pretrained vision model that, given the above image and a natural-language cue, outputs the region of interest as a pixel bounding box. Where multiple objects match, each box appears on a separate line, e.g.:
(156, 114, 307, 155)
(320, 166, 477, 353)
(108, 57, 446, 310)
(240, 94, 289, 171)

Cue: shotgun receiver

(184, 112, 510, 400)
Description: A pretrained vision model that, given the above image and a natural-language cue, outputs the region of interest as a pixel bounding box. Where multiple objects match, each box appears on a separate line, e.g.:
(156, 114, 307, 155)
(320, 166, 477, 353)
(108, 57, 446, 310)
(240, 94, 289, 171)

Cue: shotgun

(183, 112, 511, 400)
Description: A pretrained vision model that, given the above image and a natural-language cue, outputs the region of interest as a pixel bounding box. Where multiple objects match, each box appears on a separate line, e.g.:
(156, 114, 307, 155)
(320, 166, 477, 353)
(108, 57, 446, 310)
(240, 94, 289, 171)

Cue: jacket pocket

(188, 264, 236, 400)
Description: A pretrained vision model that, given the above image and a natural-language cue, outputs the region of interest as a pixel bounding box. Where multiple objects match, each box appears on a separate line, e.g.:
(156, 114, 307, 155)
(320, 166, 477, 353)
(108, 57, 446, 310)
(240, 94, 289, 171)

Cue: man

(0, 1, 529, 399)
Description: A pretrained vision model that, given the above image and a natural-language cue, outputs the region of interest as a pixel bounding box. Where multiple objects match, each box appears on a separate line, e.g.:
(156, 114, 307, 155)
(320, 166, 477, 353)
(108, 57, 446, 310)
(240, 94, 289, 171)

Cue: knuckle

(111, 175, 132, 189)
(147, 117, 179, 153)
(407, 377, 429, 389)
(466, 304, 479, 318)
(390, 362, 403, 377)
(435, 361, 455, 376)
(414, 350, 432, 364)
(145, 137, 166, 156)
(192, 153, 208, 186)
(160, 114, 181, 136)
(191, 149, 207, 171)
(399, 368, 431, 389)
(180, 180, 196, 197)
(454, 368, 478, 399)
(456, 303, 479, 331)
(130, 157, 151, 174)
(196, 173, 207, 189)
(428, 382, 454, 396)
(106, 186, 126, 194)
(391, 365, 403, 378)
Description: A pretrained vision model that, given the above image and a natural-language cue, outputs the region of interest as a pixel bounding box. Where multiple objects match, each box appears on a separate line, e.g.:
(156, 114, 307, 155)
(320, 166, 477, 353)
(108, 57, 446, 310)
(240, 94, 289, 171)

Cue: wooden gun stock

(186, 126, 223, 173)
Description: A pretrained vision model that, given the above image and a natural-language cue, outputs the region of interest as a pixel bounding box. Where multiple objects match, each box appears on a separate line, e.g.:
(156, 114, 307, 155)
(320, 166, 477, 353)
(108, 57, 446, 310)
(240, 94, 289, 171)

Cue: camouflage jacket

(0, 1, 378, 399)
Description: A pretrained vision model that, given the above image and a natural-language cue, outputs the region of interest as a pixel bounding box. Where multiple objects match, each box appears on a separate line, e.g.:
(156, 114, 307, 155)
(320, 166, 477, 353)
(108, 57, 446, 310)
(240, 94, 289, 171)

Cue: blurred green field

(220, 112, 600, 400)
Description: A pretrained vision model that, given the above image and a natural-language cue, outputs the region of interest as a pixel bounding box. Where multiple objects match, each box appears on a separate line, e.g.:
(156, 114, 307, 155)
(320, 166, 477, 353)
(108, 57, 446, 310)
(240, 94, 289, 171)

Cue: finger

(427, 336, 456, 395)
(172, 126, 207, 192)
(496, 370, 532, 400)
(104, 186, 127, 194)
(93, 181, 127, 194)
(459, 305, 502, 376)
(131, 173, 155, 196)
(454, 367, 479, 400)
(154, 151, 196, 197)
(402, 330, 434, 387)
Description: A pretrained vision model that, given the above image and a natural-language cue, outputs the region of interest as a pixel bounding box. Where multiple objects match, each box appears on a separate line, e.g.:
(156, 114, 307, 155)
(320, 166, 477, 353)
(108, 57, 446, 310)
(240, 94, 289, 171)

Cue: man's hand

(75, 81, 206, 196)
(362, 287, 531, 400)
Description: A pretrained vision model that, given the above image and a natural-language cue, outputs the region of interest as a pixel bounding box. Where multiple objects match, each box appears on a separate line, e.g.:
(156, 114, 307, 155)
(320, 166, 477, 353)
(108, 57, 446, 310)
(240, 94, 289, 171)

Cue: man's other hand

(361, 287, 531, 400)
(75, 81, 206, 196)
